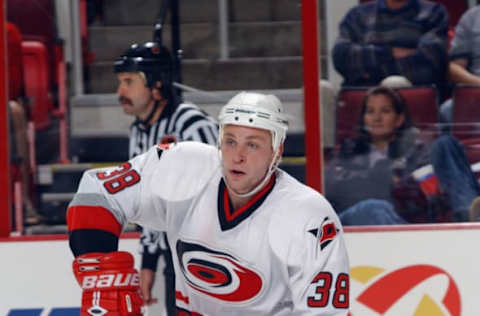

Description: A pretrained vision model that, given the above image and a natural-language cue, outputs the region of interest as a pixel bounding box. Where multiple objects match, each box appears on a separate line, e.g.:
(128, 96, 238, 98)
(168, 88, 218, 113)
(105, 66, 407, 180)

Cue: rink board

(1, 224, 478, 316)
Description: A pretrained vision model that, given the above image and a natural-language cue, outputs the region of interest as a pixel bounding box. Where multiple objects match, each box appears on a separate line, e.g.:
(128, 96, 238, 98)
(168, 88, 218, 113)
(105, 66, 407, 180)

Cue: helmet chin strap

(221, 148, 282, 199)
(137, 98, 161, 125)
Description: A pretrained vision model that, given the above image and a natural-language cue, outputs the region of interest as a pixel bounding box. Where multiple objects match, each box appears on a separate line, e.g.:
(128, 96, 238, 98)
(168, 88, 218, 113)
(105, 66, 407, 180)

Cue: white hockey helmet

(218, 91, 288, 151)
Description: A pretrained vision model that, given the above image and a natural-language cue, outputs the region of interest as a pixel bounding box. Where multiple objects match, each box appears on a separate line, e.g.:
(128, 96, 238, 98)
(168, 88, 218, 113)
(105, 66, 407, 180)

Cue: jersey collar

(217, 176, 276, 231)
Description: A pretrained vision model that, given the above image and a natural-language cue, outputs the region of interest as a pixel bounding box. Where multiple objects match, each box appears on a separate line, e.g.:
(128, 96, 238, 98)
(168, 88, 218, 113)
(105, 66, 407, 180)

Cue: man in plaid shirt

(332, 0, 449, 88)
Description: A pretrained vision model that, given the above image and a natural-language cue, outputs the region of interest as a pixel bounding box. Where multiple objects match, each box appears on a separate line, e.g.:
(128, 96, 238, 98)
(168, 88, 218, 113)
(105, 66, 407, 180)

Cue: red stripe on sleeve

(67, 205, 122, 236)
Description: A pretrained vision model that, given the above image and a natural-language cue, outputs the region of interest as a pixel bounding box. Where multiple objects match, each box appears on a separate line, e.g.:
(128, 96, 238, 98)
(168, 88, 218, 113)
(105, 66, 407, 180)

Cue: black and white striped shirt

(135, 102, 218, 269)
(129, 102, 218, 159)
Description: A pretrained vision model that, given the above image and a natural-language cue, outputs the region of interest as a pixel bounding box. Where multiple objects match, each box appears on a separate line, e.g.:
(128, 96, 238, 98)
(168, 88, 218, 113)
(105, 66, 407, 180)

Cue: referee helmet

(114, 42, 174, 96)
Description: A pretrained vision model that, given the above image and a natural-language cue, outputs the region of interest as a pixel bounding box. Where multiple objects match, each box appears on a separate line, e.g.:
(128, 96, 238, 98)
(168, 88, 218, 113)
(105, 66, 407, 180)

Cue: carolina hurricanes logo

(349, 264, 461, 315)
(176, 240, 264, 303)
(308, 217, 339, 250)
(156, 142, 176, 159)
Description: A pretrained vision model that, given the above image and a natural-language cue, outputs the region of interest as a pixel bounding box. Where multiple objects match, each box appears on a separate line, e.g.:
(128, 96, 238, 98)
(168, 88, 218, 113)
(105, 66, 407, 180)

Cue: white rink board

(1, 225, 478, 316)
(344, 225, 476, 316)
(0, 237, 141, 316)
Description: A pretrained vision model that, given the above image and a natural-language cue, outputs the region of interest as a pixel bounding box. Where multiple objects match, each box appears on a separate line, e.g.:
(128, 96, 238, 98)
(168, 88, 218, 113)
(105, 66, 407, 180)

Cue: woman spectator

(325, 86, 479, 224)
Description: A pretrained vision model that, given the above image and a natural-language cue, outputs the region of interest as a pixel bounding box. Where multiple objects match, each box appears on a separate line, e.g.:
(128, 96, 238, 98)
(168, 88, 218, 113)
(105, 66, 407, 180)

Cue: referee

(114, 41, 218, 315)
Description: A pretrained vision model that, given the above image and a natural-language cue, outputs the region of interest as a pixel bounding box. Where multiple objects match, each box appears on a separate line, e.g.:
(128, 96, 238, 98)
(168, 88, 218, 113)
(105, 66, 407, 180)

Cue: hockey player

(114, 41, 218, 314)
(67, 91, 350, 315)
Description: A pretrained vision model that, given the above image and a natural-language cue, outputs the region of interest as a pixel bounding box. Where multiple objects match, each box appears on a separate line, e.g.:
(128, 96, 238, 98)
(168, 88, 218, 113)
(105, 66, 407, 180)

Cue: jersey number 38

(308, 272, 349, 309)
(96, 162, 141, 194)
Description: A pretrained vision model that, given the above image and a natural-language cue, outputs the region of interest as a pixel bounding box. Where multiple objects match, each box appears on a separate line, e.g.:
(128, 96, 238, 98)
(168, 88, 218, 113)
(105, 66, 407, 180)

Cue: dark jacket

(325, 128, 435, 222)
(332, 0, 448, 86)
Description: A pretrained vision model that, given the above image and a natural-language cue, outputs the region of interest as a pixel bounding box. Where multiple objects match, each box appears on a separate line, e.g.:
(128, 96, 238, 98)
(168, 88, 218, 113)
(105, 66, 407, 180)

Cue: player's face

(221, 125, 275, 195)
(116, 72, 154, 119)
(363, 93, 404, 144)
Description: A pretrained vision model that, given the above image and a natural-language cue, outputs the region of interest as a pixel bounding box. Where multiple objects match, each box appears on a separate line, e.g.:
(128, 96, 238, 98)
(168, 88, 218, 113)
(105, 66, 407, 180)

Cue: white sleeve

(69, 142, 219, 232)
(69, 144, 169, 231)
(269, 198, 350, 315)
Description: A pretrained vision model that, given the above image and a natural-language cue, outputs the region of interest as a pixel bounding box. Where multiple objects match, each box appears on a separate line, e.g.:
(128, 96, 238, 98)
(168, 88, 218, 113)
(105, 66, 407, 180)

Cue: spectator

(325, 86, 479, 225)
(440, 5, 480, 123)
(7, 21, 41, 225)
(319, 0, 449, 148)
(332, 0, 449, 88)
(8, 101, 41, 225)
(114, 41, 218, 315)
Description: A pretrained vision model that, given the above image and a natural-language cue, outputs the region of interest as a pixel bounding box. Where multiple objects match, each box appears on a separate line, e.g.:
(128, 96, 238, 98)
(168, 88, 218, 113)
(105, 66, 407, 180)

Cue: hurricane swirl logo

(349, 264, 461, 316)
(308, 216, 339, 250)
(176, 240, 264, 303)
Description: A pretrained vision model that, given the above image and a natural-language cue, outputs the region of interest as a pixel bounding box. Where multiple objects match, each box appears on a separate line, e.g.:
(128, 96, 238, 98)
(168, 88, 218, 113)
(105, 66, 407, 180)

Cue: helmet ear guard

(218, 92, 288, 152)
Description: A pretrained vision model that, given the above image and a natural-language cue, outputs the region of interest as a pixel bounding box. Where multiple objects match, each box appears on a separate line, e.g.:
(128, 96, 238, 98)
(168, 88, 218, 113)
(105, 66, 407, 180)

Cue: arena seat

(396, 86, 439, 132)
(6, 21, 35, 169)
(22, 41, 53, 130)
(7, 0, 58, 85)
(461, 138, 480, 163)
(336, 87, 367, 144)
(7, 22, 38, 222)
(433, 0, 468, 29)
(7, 0, 69, 162)
(451, 85, 480, 141)
(335, 86, 439, 144)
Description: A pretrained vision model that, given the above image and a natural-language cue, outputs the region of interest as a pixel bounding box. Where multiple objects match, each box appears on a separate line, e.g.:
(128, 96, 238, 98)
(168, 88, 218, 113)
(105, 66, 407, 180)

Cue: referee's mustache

(119, 96, 133, 105)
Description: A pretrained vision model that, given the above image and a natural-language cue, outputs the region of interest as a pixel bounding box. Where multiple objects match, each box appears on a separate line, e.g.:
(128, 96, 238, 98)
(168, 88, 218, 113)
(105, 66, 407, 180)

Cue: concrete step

(88, 56, 305, 93)
(34, 162, 117, 223)
(36, 162, 122, 198)
(42, 192, 75, 202)
(101, 0, 301, 26)
(228, 0, 302, 22)
(70, 135, 129, 163)
(36, 162, 118, 194)
(89, 21, 302, 61)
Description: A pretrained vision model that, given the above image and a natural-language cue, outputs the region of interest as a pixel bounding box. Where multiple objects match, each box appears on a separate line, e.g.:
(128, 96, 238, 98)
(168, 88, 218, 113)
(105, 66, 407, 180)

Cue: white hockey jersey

(69, 141, 350, 315)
